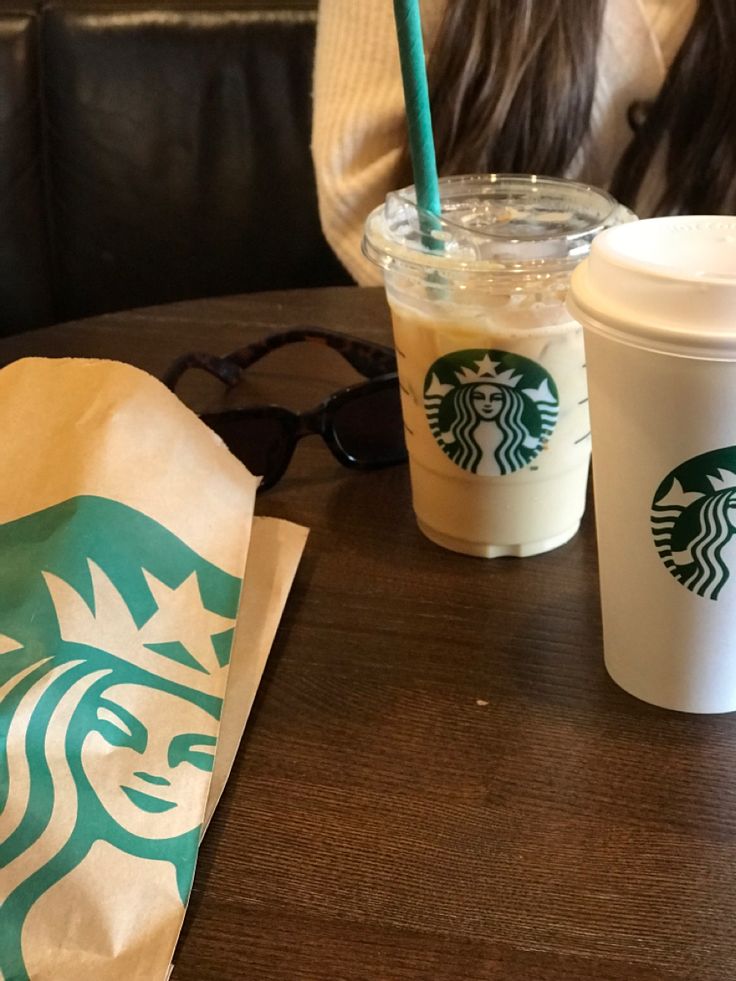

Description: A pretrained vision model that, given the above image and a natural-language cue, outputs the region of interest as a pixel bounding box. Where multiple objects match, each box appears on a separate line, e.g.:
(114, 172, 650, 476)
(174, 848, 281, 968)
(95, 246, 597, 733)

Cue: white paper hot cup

(568, 216, 736, 713)
(364, 175, 633, 558)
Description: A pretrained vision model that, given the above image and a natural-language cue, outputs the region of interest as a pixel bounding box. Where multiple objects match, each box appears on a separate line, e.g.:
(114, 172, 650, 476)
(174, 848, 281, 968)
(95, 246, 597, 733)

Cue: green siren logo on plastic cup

(424, 349, 559, 475)
(651, 447, 736, 600)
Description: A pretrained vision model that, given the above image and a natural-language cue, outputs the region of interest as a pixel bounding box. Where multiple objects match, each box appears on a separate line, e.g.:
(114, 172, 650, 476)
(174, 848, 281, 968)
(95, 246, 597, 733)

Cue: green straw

(392, 0, 442, 237)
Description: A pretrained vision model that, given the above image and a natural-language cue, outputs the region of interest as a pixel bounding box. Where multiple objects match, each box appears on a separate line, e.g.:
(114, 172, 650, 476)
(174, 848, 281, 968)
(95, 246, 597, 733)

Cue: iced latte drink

(364, 175, 633, 557)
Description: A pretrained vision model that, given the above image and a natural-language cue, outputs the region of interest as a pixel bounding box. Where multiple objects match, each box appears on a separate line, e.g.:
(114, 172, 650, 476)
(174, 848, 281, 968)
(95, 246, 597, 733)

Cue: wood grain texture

(3, 288, 736, 981)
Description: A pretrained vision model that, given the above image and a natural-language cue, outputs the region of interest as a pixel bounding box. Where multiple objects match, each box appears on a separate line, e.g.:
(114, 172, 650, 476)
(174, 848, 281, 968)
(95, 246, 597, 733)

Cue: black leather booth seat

(0, 0, 351, 336)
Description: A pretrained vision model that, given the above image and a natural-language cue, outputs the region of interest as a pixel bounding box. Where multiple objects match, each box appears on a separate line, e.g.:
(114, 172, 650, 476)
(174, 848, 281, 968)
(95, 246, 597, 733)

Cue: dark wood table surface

(2, 287, 736, 981)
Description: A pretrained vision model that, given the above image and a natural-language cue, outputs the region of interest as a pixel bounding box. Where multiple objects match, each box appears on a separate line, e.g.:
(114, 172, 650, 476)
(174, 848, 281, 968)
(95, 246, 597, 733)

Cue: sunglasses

(163, 327, 407, 491)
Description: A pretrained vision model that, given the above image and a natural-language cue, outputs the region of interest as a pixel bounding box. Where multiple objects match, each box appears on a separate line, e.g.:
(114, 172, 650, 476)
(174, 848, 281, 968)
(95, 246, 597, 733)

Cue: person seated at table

(311, 0, 735, 285)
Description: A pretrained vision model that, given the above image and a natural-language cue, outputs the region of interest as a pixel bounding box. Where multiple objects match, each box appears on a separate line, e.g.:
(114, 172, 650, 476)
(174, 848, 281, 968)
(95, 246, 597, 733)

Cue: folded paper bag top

(0, 358, 261, 980)
(0, 356, 261, 570)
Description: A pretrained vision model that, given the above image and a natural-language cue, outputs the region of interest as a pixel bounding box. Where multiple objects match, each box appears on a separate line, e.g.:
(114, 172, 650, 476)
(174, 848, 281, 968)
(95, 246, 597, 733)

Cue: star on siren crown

(708, 468, 736, 492)
(43, 560, 234, 695)
(455, 355, 522, 388)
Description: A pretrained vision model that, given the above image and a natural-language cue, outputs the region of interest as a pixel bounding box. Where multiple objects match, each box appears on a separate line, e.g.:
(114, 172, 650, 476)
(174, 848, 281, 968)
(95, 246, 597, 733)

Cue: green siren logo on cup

(0, 495, 240, 980)
(424, 349, 559, 475)
(651, 447, 736, 600)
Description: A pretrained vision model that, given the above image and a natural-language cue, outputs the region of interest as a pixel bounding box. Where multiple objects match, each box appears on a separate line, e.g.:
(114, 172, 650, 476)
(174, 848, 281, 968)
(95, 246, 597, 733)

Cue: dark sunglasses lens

(331, 381, 406, 465)
(201, 411, 291, 487)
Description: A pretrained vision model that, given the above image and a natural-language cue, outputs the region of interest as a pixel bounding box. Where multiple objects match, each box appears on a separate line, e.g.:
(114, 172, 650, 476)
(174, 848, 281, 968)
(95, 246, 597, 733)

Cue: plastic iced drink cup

(363, 174, 633, 557)
(567, 215, 736, 712)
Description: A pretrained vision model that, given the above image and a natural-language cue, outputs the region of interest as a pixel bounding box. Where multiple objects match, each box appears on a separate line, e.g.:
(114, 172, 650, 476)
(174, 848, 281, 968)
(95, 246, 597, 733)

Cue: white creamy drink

(364, 175, 634, 557)
(389, 296, 589, 555)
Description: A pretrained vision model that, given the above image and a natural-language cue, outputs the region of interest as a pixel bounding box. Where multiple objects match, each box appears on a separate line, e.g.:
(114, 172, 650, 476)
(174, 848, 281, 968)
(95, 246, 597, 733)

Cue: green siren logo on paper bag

(0, 495, 240, 981)
(651, 447, 736, 600)
(424, 349, 559, 475)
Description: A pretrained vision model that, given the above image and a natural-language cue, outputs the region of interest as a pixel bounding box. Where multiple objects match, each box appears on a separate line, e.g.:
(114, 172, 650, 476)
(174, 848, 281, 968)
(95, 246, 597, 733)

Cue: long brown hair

(420, 0, 736, 215)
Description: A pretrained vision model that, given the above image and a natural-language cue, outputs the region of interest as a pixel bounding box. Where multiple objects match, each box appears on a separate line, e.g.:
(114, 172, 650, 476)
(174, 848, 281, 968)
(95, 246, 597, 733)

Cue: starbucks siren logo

(424, 349, 559, 475)
(651, 446, 736, 600)
(0, 495, 240, 979)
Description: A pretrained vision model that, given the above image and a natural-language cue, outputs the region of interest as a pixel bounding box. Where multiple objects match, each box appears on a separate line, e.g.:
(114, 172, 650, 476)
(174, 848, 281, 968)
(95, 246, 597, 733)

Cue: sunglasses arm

(226, 327, 397, 379)
(162, 352, 243, 391)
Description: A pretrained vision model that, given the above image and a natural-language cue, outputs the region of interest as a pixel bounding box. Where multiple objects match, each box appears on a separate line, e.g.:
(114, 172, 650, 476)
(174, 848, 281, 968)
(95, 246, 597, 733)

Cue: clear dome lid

(363, 174, 635, 281)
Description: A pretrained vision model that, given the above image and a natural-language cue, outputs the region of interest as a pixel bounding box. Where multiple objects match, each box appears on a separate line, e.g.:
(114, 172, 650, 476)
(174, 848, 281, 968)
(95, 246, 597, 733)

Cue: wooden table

(2, 287, 736, 981)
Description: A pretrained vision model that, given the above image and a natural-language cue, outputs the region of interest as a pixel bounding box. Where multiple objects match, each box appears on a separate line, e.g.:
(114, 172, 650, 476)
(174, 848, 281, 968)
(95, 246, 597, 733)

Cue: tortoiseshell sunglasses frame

(163, 327, 406, 490)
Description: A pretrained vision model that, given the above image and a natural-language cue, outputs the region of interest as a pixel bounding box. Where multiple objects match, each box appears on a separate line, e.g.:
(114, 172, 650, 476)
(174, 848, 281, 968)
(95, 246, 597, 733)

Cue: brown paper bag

(0, 358, 304, 980)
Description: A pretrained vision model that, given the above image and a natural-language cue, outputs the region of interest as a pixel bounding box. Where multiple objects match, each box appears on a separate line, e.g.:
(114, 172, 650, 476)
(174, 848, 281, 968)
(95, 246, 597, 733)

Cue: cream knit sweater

(311, 0, 696, 285)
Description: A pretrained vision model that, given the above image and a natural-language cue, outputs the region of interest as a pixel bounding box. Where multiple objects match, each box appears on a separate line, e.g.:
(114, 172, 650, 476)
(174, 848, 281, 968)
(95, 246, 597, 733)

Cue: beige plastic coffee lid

(568, 216, 736, 358)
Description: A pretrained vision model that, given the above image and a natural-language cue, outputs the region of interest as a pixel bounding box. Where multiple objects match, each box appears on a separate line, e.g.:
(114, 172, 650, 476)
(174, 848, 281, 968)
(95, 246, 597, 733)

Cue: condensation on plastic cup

(363, 173, 635, 558)
(567, 215, 736, 712)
